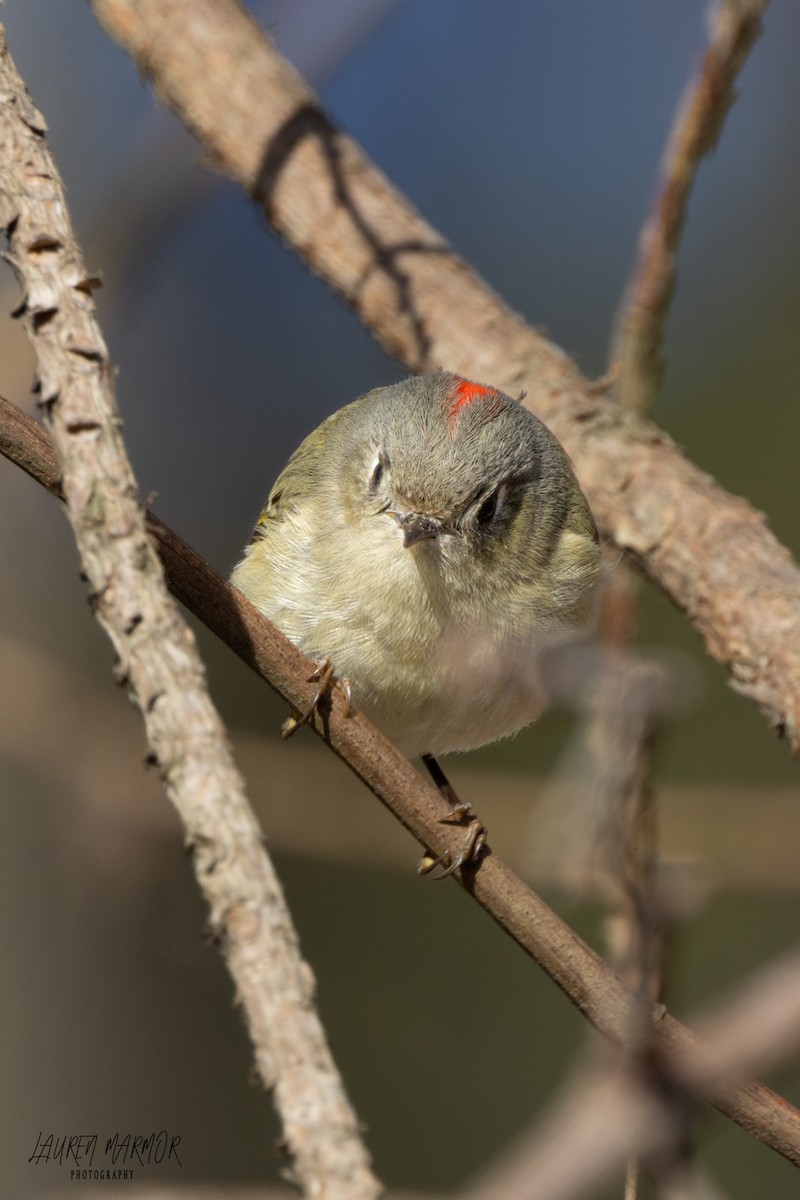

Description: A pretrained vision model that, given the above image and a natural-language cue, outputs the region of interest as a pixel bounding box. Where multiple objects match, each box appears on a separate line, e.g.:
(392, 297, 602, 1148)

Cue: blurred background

(1, 1, 799, 1196)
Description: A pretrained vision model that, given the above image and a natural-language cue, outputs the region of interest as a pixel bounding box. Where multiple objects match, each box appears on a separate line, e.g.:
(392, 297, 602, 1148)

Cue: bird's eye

(369, 455, 387, 492)
(476, 486, 502, 525)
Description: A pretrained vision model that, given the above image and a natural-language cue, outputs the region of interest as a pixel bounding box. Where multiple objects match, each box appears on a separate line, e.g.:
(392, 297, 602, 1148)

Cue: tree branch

(3, 391, 800, 1167)
(595, 0, 773, 1171)
(610, 0, 769, 411)
(463, 944, 800, 1200)
(87, 0, 800, 756)
(8, 0, 797, 1170)
(0, 30, 381, 1198)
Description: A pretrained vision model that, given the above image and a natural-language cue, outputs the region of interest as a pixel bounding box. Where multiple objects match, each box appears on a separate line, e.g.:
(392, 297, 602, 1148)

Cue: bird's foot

(417, 803, 488, 880)
(417, 753, 489, 879)
(281, 658, 352, 738)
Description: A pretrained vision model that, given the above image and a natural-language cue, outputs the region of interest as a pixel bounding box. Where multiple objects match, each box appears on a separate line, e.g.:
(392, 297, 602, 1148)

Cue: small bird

(232, 372, 601, 873)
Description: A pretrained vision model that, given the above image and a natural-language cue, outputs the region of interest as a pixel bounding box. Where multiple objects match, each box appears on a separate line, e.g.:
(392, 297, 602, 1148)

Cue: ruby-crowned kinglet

(231, 373, 601, 758)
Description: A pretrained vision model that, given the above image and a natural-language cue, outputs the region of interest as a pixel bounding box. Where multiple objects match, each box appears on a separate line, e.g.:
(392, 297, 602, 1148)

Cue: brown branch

(9, 0, 797, 1168)
(610, 0, 769, 411)
(603, 4, 773, 1174)
(3, 393, 800, 1169)
(86, 0, 800, 756)
(463, 944, 800, 1200)
(0, 31, 381, 1198)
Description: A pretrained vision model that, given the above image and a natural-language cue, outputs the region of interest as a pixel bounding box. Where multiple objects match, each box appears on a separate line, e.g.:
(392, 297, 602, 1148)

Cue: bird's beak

(387, 511, 444, 548)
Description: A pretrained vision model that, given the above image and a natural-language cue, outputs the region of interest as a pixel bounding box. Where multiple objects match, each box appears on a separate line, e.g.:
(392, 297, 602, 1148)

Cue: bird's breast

(234, 514, 562, 756)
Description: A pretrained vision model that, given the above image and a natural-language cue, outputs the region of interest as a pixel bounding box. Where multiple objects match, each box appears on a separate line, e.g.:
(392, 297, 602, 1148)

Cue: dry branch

(3, 392, 800, 1168)
(464, 944, 800, 1200)
(87, 0, 800, 755)
(0, 30, 380, 1199)
(611, 0, 769, 411)
(5, 0, 799, 1173)
(602, 3, 771, 1178)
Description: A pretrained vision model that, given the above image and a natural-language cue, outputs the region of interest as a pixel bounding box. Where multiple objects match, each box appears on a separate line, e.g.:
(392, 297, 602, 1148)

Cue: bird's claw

(417, 805, 488, 880)
(281, 658, 352, 738)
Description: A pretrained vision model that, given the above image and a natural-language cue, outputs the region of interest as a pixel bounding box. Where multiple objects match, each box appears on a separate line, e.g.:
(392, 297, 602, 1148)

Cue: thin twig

(3, 392, 800, 1168)
(610, 0, 769, 412)
(0, 31, 381, 1199)
(601, 4, 774, 1177)
(534, 639, 682, 1196)
(600, 8, 772, 1186)
(9, 0, 800, 1167)
(603, 626, 680, 1200)
(574, 657, 665, 995)
(87, 0, 800, 755)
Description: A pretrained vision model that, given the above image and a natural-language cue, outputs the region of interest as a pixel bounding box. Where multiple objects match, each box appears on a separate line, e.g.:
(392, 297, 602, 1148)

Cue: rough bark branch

(3, 392, 800, 1168)
(86, 0, 800, 755)
(6, 0, 797, 1172)
(0, 31, 381, 1199)
(610, 0, 769, 411)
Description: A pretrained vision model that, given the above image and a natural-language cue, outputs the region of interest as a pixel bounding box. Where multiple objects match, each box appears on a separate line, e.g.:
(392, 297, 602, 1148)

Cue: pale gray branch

(0, 26, 380, 1199)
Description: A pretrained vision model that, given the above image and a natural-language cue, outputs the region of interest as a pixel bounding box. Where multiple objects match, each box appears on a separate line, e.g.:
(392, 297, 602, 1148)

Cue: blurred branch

(4, 392, 800, 1167)
(460, 1066, 699, 1200)
(0, 30, 381, 1199)
(604, 3, 772, 1174)
(4, 0, 798, 1174)
(0, 639, 796, 891)
(86, 0, 800, 756)
(604, 549, 677, 1200)
(610, 0, 769, 411)
(259, 0, 401, 86)
(576, 657, 667, 997)
(462, 944, 800, 1200)
(692, 942, 800, 1083)
(86, 0, 401, 298)
(542, 646, 683, 1197)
